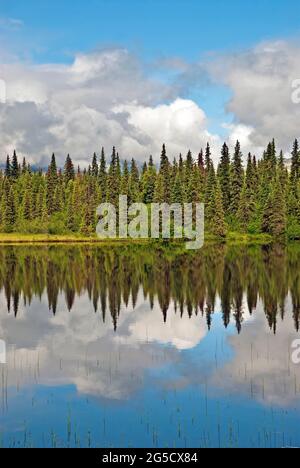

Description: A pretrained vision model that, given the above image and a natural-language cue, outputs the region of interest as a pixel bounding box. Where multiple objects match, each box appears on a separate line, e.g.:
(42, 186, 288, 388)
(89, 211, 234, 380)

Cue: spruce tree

(154, 173, 164, 203)
(129, 158, 140, 203)
(218, 143, 231, 215)
(205, 163, 216, 223)
(92, 153, 98, 178)
(187, 165, 202, 203)
(64, 154, 75, 183)
(46, 153, 58, 214)
(171, 171, 183, 204)
(198, 149, 205, 173)
(11, 150, 19, 180)
(265, 139, 277, 170)
(270, 176, 287, 237)
(230, 141, 244, 216)
(66, 181, 77, 231)
(205, 143, 212, 172)
(106, 147, 119, 205)
(80, 185, 95, 236)
(142, 162, 148, 175)
(142, 162, 156, 204)
(237, 181, 255, 232)
(21, 157, 27, 174)
(291, 139, 299, 184)
(5, 155, 11, 178)
(99, 147, 107, 202)
(2, 185, 16, 232)
(159, 144, 170, 203)
(120, 160, 129, 196)
(211, 179, 227, 237)
(263, 175, 287, 237)
(22, 186, 32, 221)
(278, 150, 288, 190)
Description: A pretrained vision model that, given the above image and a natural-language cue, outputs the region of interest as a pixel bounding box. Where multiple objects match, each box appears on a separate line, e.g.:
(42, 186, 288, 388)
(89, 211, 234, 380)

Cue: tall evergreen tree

(205, 163, 216, 222)
(46, 153, 58, 214)
(205, 143, 212, 172)
(211, 180, 227, 237)
(92, 153, 98, 178)
(99, 147, 107, 202)
(5, 155, 11, 178)
(142, 162, 156, 204)
(64, 154, 75, 183)
(230, 140, 244, 216)
(106, 147, 119, 205)
(291, 139, 299, 184)
(159, 144, 170, 203)
(198, 149, 205, 173)
(120, 160, 129, 196)
(129, 158, 140, 203)
(171, 171, 183, 204)
(11, 150, 19, 179)
(218, 143, 231, 215)
(270, 176, 287, 237)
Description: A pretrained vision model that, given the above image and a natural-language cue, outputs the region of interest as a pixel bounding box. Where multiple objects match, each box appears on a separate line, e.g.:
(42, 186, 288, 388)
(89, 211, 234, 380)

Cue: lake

(0, 243, 299, 448)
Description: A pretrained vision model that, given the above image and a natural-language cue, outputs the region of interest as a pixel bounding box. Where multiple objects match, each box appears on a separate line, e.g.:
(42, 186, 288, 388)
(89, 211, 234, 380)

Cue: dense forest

(0, 139, 299, 238)
(0, 244, 299, 333)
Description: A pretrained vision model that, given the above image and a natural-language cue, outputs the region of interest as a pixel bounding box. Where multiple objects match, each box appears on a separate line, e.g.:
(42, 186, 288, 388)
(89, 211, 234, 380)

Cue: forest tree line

(0, 139, 299, 238)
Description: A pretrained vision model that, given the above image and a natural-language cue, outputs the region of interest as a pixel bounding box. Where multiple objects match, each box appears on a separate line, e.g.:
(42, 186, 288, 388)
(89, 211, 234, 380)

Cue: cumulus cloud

(0, 289, 207, 400)
(209, 297, 300, 407)
(114, 98, 220, 161)
(116, 298, 207, 350)
(1, 39, 300, 166)
(1, 287, 299, 407)
(209, 40, 300, 156)
(0, 48, 219, 166)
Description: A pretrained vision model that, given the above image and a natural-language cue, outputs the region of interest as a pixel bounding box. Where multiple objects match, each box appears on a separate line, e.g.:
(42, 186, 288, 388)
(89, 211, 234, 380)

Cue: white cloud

(0, 289, 207, 400)
(114, 98, 220, 161)
(1, 39, 300, 166)
(210, 40, 300, 155)
(1, 287, 299, 407)
(210, 297, 300, 407)
(0, 48, 220, 166)
(116, 298, 207, 350)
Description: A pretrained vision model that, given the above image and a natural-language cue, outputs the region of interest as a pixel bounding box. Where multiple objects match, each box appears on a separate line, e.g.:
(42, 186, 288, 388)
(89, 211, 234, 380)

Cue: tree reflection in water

(0, 243, 299, 334)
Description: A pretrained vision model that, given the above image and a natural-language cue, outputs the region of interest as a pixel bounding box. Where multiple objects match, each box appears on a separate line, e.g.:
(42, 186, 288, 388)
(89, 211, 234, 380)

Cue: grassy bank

(0, 232, 280, 245)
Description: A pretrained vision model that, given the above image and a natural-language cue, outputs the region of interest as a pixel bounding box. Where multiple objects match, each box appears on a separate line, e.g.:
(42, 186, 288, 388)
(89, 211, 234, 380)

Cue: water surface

(0, 244, 299, 448)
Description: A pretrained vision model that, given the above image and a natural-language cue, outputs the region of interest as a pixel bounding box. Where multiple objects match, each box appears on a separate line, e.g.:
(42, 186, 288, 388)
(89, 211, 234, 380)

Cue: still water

(0, 243, 299, 448)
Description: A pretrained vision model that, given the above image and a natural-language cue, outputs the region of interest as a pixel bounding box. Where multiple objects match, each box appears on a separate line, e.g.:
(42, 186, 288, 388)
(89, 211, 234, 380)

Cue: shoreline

(0, 232, 296, 246)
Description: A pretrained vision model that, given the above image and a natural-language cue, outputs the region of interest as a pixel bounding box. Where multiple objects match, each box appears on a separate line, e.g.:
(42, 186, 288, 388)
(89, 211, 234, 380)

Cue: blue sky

(1, 1, 300, 164)
(1, 0, 300, 63)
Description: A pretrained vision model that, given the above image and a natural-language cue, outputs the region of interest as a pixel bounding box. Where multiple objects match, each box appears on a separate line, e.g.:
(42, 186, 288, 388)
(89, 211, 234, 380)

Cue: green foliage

(210, 179, 227, 237)
(48, 213, 69, 235)
(218, 143, 231, 215)
(0, 140, 299, 239)
(230, 140, 244, 216)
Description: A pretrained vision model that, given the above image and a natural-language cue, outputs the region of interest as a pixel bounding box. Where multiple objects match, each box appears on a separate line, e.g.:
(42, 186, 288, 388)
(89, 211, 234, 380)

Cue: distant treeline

(0, 139, 299, 238)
